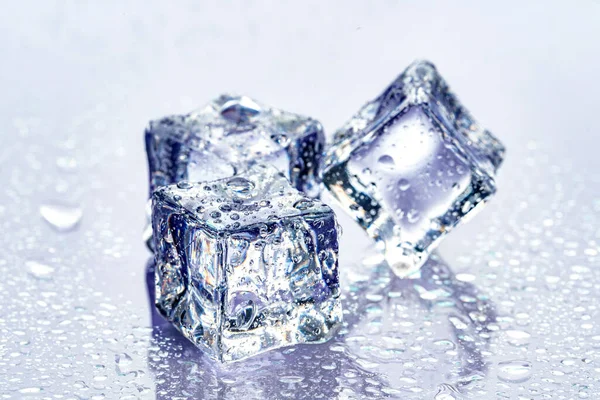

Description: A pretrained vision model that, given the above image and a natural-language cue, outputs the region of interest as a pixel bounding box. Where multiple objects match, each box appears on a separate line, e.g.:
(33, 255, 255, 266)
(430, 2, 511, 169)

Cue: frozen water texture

(322, 60, 505, 277)
(151, 165, 342, 362)
(144, 94, 325, 249)
(145, 94, 324, 198)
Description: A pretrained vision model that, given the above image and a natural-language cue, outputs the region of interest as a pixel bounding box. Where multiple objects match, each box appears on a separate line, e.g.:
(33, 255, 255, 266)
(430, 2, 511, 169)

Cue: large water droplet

(40, 203, 82, 232)
(226, 177, 255, 195)
(220, 96, 261, 124)
(377, 154, 395, 170)
(176, 181, 193, 189)
(497, 360, 532, 383)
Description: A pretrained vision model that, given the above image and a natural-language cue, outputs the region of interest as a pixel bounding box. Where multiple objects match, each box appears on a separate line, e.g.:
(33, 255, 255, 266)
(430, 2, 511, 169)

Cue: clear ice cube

(152, 165, 342, 362)
(322, 60, 505, 277)
(145, 94, 325, 198)
(144, 94, 325, 250)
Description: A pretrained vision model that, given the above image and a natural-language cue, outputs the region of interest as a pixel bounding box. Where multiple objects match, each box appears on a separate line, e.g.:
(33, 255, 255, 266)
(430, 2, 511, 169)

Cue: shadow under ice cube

(322, 60, 505, 277)
(152, 165, 342, 362)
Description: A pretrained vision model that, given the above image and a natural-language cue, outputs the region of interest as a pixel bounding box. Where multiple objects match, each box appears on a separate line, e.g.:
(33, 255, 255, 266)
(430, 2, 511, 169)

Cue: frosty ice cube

(145, 94, 324, 198)
(152, 165, 342, 362)
(144, 94, 324, 250)
(322, 60, 505, 277)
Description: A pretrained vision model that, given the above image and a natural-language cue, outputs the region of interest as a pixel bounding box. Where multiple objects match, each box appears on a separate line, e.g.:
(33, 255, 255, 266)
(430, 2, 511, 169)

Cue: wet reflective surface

(151, 166, 342, 362)
(145, 252, 497, 399)
(1, 2, 600, 399)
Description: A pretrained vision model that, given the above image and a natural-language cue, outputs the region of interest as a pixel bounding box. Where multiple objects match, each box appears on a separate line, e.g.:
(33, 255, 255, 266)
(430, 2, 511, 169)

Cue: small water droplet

(455, 273, 476, 282)
(19, 387, 42, 394)
(505, 329, 531, 346)
(407, 209, 420, 223)
(497, 360, 532, 383)
(279, 375, 304, 384)
(561, 358, 578, 367)
(219, 204, 232, 212)
(40, 203, 82, 232)
(398, 178, 410, 191)
(377, 154, 395, 170)
(26, 261, 55, 279)
(294, 199, 313, 210)
(177, 181, 193, 189)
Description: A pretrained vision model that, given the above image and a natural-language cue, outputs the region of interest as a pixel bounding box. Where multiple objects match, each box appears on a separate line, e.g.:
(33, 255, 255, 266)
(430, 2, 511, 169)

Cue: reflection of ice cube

(152, 165, 341, 362)
(323, 60, 504, 277)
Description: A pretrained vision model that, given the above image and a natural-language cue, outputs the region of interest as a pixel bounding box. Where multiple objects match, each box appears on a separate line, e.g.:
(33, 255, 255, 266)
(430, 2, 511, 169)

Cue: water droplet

(40, 203, 82, 232)
(407, 209, 420, 223)
(26, 261, 55, 279)
(294, 200, 313, 210)
(377, 154, 395, 170)
(398, 178, 410, 191)
(561, 358, 578, 367)
(19, 387, 42, 394)
(497, 360, 532, 383)
(433, 339, 456, 351)
(220, 96, 261, 123)
(227, 177, 255, 195)
(455, 273, 476, 282)
(177, 181, 193, 189)
(219, 204, 232, 212)
(279, 375, 304, 384)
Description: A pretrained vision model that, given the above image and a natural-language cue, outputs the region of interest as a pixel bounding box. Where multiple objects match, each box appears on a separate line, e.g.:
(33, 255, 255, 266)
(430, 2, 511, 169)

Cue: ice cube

(144, 94, 325, 250)
(145, 94, 324, 198)
(322, 60, 504, 277)
(152, 164, 342, 362)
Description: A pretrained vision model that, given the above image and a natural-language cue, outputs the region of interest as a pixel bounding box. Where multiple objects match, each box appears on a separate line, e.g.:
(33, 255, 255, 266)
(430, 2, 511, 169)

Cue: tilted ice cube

(145, 94, 324, 198)
(322, 60, 505, 277)
(152, 165, 342, 362)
